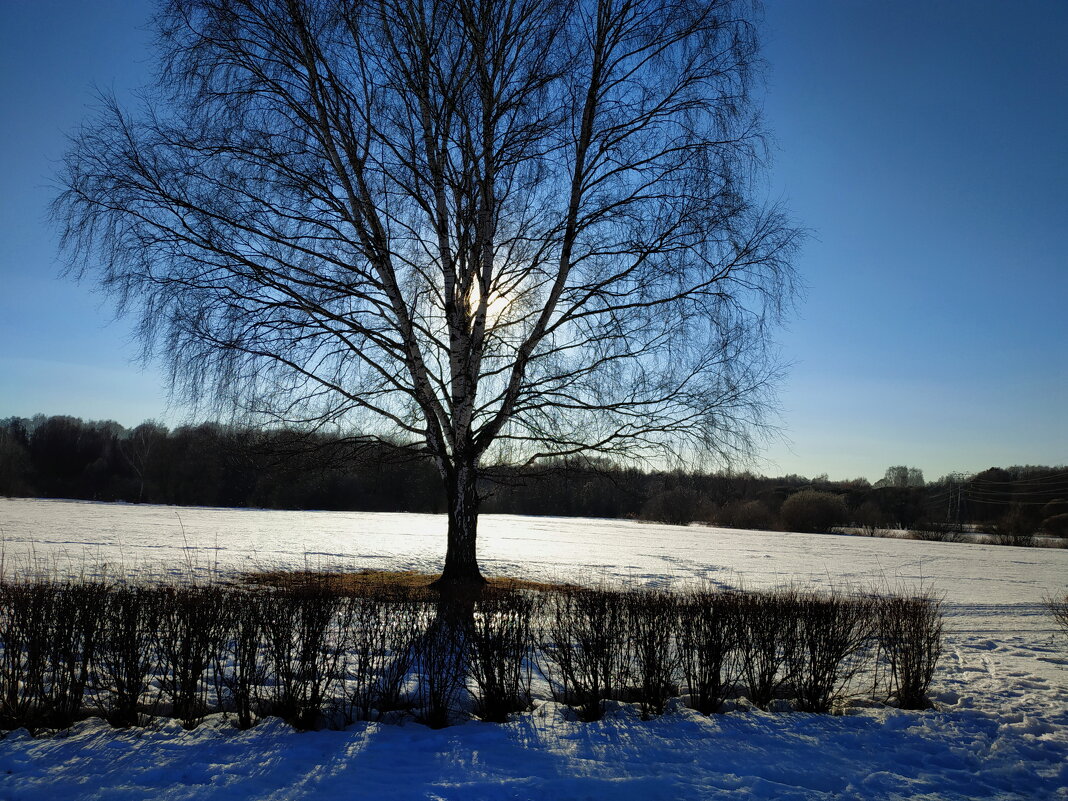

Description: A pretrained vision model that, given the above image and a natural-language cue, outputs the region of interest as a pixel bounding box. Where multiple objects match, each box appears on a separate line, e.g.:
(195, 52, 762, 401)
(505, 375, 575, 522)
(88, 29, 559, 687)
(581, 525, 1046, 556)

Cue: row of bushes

(901, 522, 1053, 548)
(0, 580, 944, 734)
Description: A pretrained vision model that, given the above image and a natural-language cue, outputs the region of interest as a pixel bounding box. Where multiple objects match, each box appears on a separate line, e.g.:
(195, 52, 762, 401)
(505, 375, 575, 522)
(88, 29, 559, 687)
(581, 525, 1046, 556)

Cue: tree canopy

(55, 0, 799, 582)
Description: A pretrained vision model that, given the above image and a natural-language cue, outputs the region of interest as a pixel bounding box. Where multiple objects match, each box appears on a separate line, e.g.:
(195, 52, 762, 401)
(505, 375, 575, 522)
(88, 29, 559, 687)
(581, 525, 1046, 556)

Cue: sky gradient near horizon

(1, 0, 1065, 482)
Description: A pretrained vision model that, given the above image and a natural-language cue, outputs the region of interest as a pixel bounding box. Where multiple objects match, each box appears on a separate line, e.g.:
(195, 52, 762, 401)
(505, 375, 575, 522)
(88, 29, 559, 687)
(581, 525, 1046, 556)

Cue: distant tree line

(0, 415, 442, 513)
(1, 415, 1065, 539)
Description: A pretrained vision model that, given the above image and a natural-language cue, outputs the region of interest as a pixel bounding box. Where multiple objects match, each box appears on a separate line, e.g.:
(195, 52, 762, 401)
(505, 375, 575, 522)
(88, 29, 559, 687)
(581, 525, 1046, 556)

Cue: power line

(969, 470, 1068, 486)
(964, 487, 1064, 498)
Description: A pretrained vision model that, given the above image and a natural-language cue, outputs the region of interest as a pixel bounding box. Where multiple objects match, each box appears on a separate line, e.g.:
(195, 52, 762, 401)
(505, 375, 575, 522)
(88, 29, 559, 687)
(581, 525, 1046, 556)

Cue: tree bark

(434, 459, 486, 587)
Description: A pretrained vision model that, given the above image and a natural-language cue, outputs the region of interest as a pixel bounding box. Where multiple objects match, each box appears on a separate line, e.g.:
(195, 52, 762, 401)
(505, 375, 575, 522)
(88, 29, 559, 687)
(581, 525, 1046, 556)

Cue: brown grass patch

(239, 568, 576, 598)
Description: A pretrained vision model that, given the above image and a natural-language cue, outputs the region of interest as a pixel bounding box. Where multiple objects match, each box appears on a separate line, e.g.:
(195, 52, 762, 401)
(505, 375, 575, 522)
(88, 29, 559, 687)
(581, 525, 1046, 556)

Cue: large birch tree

(56, 0, 799, 585)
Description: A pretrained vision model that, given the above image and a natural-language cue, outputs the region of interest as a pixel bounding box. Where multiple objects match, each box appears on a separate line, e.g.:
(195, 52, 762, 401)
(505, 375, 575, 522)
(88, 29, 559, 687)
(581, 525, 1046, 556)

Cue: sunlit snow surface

(1, 497, 1066, 800)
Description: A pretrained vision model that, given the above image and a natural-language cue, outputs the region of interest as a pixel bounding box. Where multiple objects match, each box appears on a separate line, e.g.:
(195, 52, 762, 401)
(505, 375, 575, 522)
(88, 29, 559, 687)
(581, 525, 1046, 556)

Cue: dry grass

(239, 568, 575, 598)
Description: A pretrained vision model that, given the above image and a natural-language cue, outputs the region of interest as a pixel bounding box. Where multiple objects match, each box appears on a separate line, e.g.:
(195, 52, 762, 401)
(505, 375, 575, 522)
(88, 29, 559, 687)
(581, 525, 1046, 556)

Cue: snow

(3, 701, 1065, 800)
(1, 497, 1066, 800)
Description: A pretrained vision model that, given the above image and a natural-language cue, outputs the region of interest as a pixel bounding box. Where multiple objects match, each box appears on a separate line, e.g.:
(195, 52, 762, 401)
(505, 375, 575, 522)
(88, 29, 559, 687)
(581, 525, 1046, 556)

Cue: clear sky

(1, 0, 1065, 482)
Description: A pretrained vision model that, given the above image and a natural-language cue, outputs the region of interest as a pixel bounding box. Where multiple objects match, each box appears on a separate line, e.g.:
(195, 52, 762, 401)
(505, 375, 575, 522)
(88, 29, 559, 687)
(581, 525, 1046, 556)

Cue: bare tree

(880, 465, 926, 489)
(118, 421, 168, 502)
(55, 0, 799, 585)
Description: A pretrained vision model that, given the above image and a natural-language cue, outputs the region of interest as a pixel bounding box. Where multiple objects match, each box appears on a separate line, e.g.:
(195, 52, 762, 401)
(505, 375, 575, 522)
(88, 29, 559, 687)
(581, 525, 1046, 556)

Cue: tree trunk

(434, 459, 486, 587)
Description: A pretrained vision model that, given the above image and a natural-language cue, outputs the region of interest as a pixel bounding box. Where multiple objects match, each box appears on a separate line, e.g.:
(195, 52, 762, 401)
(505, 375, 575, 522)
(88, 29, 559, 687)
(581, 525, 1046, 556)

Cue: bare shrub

(854, 499, 890, 535)
(787, 593, 876, 713)
(734, 589, 800, 708)
(624, 590, 680, 718)
(0, 581, 52, 730)
(93, 586, 162, 727)
(262, 585, 347, 730)
(640, 488, 708, 526)
(716, 500, 774, 531)
(342, 591, 424, 722)
(40, 583, 109, 730)
(991, 532, 1036, 547)
(467, 589, 540, 722)
(1047, 595, 1068, 640)
(677, 591, 740, 714)
(215, 589, 269, 729)
(991, 509, 1037, 547)
(1039, 513, 1068, 538)
(0, 580, 110, 730)
(538, 589, 631, 721)
(414, 600, 468, 728)
(156, 585, 230, 729)
(0, 581, 106, 731)
(907, 522, 964, 543)
(875, 595, 943, 709)
(338, 595, 382, 724)
(780, 491, 848, 534)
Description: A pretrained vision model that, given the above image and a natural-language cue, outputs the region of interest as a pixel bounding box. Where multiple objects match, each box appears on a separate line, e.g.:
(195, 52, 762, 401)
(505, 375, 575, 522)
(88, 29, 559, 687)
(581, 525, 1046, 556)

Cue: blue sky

(1, 0, 1065, 481)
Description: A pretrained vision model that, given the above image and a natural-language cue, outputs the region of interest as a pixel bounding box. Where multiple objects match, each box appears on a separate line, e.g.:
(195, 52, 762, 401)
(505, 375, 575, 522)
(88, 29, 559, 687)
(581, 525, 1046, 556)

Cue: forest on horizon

(1, 414, 1065, 543)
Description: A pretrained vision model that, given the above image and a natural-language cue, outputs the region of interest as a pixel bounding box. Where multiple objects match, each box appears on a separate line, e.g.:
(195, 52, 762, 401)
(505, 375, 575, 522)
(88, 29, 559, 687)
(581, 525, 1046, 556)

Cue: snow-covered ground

(1, 497, 1066, 800)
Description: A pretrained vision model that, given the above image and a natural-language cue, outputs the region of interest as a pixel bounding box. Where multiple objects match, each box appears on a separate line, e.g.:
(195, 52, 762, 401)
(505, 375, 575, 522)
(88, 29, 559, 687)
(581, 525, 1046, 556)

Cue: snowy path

(0, 498, 1066, 800)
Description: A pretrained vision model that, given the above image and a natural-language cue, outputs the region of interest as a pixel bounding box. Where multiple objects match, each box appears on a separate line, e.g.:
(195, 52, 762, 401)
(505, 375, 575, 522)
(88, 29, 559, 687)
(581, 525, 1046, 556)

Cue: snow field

(0, 498, 1066, 800)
